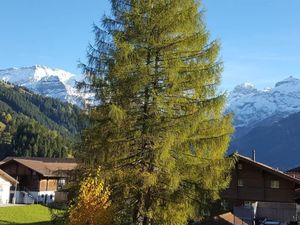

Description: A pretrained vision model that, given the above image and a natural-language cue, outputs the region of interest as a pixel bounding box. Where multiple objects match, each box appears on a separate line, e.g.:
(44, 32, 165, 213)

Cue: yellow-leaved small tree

(68, 168, 112, 225)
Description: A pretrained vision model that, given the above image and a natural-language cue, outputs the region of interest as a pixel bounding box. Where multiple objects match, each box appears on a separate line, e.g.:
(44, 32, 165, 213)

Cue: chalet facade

(0, 157, 78, 204)
(221, 153, 300, 224)
(222, 154, 300, 204)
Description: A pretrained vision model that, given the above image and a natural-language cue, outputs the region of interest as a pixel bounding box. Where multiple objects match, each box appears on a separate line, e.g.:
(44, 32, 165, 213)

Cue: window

(238, 179, 244, 187)
(270, 180, 279, 189)
(58, 178, 66, 190)
(238, 163, 243, 170)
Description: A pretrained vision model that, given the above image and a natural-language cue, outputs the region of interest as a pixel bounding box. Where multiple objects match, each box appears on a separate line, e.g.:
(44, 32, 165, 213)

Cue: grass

(0, 205, 54, 225)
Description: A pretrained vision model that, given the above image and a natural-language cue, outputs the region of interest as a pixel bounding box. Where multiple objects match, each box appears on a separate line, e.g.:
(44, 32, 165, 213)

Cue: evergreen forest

(0, 81, 87, 159)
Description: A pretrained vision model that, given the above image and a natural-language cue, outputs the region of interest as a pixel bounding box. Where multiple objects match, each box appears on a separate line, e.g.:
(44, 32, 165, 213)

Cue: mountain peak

(0, 65, 92, 106)
(240, 82, 255, 88)
(233, 82, 256, 90)
(231, 82, 257, 96)
(32, 65, 51, 70)
(275, 76, 300, 87)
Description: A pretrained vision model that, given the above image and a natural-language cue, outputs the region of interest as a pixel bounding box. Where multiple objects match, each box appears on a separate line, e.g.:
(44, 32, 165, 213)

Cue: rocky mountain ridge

(0, 65, 93, 106)
(227, 76, 300, 129)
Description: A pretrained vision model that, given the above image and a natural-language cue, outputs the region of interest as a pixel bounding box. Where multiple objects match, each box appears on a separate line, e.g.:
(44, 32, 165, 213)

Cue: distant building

(0, 157, 78, 204)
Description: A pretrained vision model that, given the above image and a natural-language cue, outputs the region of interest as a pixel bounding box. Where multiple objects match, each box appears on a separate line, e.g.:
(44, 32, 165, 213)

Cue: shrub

(68, 168, 112, 225)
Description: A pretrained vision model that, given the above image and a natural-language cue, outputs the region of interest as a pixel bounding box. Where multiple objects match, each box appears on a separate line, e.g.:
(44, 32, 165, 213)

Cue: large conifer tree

(79, 0, 234, 224)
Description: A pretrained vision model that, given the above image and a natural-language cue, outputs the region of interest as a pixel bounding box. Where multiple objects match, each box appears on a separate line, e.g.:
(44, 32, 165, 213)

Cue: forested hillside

(0, 81, 87, 159)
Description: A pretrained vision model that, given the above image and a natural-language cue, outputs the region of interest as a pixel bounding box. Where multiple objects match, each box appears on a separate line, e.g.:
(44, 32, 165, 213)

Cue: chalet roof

(235, 154, 300, 184)
(287, 166, 300, 173)
(193, 212, 233, 225)
(0, 168, 18, 185)
(285, 165, 300, 180)
(0, 157, 79, 177)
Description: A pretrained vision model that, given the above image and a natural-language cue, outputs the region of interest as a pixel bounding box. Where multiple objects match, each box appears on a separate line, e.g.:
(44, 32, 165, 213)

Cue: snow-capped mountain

(227, 76, 300, 128)
(0, 65, 93, 106)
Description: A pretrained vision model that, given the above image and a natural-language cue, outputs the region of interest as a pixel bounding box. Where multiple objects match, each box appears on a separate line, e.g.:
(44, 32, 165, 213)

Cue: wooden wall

(39, 179, 58, 191)
(1, 161, 40, 191)
(0, 161, 59, 192)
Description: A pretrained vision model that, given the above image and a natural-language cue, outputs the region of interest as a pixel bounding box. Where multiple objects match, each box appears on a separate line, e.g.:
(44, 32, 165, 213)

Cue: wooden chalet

(0, 157, 78, 204)
(222, 153, 300, 205)
(220, 153, 300, 224)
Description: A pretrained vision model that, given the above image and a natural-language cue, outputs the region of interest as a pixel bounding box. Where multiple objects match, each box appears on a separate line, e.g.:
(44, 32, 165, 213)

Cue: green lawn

(0, 205, 53, 225)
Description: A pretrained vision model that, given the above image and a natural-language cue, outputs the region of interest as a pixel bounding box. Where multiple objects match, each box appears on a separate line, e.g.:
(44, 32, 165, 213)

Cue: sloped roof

(235, 153, 300, 184)
(287, 166, 300, 173)
(193, 212, 234, 225)
(0, 168, 18, 185)
(1, 157, 79, 177)
(286, 171, 300, 180)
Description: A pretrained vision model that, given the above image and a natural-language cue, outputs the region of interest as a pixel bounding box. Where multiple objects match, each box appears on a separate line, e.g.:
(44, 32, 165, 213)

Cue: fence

(256, 202, 298, 223)
(54, 191, 68, 203)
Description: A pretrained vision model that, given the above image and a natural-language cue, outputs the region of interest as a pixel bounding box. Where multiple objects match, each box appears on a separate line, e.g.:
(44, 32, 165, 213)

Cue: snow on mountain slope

(227, 76, 300, 128)
(2, 65, 300, 124)
(0, 65, 93, 106)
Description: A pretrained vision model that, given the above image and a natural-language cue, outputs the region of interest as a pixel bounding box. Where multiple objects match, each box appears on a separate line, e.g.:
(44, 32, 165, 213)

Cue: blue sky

(1, 0, 300, 90)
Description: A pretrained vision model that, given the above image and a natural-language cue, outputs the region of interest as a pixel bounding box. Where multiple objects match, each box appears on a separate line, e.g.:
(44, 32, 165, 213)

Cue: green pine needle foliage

(79, 0, 234, 224)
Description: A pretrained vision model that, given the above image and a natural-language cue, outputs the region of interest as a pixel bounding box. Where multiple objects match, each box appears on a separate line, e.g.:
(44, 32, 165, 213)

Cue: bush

(67, 167, 113, 225)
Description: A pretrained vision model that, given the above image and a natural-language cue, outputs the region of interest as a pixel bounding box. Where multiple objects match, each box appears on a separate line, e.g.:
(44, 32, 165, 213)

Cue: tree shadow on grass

(0, 220, 51, 225)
